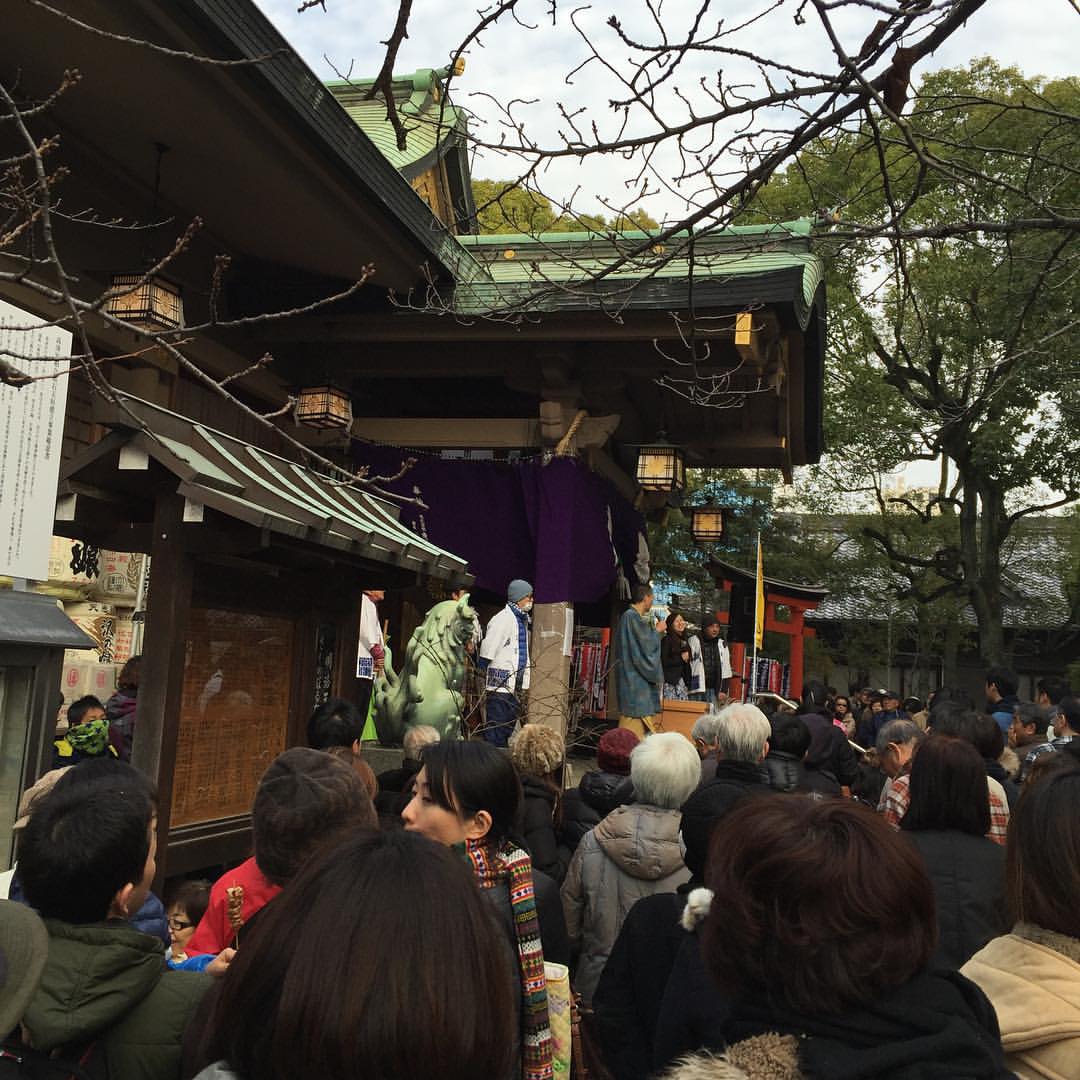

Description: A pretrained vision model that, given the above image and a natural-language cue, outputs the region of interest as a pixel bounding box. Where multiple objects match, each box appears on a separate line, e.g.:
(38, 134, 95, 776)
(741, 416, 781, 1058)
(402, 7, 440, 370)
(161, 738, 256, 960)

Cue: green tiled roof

(326, 67, 466, 179)
(450, 219, 825, 324)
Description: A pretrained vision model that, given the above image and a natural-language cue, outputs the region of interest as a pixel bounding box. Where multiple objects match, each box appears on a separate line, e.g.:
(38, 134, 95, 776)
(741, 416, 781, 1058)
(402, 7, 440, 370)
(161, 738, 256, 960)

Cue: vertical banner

(0, 300, 73, 580)
(754, 535, 765, 650)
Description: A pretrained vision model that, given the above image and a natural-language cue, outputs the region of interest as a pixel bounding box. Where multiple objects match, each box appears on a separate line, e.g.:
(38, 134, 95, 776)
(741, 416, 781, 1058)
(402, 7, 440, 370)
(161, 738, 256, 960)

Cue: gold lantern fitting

(106, 273, 183, 331)
(690, 505, 727, 544)
(295, 384, 353, 430)
(636, 439, 686, 493)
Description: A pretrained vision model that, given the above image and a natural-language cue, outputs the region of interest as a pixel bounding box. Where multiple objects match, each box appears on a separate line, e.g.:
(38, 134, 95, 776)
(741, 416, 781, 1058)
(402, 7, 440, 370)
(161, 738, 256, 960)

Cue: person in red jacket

(187, 748, 376, 955)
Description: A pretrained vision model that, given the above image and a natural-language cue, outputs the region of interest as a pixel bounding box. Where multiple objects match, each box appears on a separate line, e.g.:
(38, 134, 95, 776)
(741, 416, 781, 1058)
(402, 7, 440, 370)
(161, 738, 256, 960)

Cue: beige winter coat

(560, 802, 690, 1003)
(962, 923, 1080, 1079)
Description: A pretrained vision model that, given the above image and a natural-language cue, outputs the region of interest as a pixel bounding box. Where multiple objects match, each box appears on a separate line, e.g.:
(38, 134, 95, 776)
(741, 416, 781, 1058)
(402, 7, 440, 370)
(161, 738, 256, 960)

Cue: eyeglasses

(168, 918, 193, 932)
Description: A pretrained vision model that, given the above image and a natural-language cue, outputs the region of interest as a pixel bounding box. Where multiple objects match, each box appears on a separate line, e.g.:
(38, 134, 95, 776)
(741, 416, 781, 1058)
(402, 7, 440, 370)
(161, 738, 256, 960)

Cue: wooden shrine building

(1, 0, 828, 875)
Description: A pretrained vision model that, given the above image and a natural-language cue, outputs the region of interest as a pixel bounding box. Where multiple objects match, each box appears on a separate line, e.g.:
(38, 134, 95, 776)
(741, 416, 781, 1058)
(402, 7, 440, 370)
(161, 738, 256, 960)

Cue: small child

(52, 695, 118, 769)
(165, 879, 211, 967)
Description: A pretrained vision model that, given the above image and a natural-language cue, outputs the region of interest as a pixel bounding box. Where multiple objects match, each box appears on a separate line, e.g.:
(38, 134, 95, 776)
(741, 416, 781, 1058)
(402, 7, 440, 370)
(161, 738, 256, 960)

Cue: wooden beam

(131, 493, 193, 890)
(583, 446, 639, 503)
(734, 309, 782, 370)
(354, 417, 539, 447)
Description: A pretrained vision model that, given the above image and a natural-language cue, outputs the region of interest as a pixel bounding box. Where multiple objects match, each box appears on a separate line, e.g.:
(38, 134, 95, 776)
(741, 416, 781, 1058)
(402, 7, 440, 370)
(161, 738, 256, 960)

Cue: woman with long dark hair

(902, 736, 1008, 969)
(660, 613, 692, 701)
(187, 830, 516, 1080)
(402, 739, 556, 1080)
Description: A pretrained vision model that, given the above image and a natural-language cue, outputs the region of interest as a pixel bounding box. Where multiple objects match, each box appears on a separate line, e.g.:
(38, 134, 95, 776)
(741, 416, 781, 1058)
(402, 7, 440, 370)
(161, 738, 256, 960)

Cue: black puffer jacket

(763, 751, 842, 796)
(905, 829, 1008, 970)
(519, 773, 570, 883)
(592, 891, 689, 1080)
(652, 900, 729, 1072)
(559, 770, 633, 854)
(799, 711, 858, 787)
(679, 761, 775, 880)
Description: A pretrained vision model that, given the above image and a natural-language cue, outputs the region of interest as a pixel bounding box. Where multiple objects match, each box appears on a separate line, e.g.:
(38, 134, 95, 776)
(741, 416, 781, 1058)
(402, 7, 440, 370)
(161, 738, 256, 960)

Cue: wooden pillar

(788, 609, 806, 698)
(131, 493, 193, 884)
(529, 600, 572, 738)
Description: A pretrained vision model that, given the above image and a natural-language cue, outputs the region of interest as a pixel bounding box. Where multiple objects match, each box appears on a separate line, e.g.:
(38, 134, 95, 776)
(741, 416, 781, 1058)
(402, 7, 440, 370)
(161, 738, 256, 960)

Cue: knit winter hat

(509, 723, 565, 776)
(0, 900, 49, 1036)
(253, 748, 376, 885)
(507, 579, 533, 603)
(596, 727, 640, 775)
(13, 767, 69, 831)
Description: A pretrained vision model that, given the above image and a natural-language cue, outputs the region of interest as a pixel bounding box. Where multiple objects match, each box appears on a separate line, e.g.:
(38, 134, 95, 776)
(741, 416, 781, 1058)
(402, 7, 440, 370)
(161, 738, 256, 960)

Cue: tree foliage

(750, 61, 1080, 664)
(471, 179, 659, 234)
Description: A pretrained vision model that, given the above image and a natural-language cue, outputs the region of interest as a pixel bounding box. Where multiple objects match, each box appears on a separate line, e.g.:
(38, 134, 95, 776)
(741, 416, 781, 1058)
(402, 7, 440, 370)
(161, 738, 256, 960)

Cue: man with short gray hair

(679, 703, 775, 882)
(712, 703, 772, 764)
(876, 718, 923, 780)
(691, 710, 724, 784)
(403, 724, 441, 761)
(376, 725, 441, 802)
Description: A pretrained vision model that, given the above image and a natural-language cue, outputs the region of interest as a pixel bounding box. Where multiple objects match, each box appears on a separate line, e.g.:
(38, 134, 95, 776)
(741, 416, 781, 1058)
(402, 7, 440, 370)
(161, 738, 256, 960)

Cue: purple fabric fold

(350, 445, 644, 603)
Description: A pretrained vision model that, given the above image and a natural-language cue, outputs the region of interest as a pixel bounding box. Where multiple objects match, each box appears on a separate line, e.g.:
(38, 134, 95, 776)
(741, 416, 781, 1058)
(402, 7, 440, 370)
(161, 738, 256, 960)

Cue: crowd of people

(3, 661, 1080, 1080)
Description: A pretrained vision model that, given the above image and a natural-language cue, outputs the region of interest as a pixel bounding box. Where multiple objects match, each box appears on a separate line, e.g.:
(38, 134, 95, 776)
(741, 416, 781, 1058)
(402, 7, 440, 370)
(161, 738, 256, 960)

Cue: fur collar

(662, 1034, 801, 1080)
(680, 887, 714, 931)
(1013, 921, 1080, 965)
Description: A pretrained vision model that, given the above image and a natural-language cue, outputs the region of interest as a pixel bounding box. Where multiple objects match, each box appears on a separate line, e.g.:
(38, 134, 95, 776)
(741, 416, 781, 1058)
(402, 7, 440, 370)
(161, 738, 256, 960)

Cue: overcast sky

(260, 0, 1077, 223)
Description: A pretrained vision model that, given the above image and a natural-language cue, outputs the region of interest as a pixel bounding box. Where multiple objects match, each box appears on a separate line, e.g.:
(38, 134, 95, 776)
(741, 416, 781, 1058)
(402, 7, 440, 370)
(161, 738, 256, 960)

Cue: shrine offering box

(655, 699, 708, 741)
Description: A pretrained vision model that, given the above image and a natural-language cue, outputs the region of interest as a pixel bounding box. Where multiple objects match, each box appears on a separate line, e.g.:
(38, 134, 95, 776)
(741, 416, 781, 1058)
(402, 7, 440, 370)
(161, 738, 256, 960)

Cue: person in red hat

(557, 728, 639, 858)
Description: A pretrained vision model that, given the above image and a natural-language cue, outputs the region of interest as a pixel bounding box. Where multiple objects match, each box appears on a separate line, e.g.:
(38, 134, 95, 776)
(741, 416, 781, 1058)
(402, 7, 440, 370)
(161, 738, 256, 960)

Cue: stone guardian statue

(373, 594, 478, 743)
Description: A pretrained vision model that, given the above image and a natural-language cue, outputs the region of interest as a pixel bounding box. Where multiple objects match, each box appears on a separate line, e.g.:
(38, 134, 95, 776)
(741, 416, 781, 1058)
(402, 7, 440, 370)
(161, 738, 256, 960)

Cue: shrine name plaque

(171, 607, 294, 827)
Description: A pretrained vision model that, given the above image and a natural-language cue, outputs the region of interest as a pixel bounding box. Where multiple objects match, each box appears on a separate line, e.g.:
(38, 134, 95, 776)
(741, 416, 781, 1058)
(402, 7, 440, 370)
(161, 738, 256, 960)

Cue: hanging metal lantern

(295, 384, 353, 430)
(690, 505, 727, 544)
(106, 273, 183, 331)
(636, 439, 686, 493)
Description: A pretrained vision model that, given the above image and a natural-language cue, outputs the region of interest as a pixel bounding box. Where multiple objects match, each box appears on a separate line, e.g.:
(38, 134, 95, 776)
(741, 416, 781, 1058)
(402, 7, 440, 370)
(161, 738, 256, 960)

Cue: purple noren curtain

(350, 446, 644, 604)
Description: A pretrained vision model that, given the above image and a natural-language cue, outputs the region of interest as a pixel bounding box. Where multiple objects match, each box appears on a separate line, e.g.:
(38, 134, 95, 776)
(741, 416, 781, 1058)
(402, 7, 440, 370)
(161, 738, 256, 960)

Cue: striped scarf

(466, 837, 553, 1080)
(509, 601, 530, 692)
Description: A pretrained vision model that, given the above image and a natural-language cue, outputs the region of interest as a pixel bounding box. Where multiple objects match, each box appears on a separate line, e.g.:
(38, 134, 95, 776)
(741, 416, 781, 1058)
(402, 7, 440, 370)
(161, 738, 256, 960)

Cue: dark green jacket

(23, 918, 211, 1080)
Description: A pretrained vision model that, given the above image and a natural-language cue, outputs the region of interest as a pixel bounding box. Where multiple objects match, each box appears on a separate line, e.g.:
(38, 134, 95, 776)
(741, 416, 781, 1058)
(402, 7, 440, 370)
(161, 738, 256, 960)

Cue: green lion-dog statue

(373, 594, 478, 743)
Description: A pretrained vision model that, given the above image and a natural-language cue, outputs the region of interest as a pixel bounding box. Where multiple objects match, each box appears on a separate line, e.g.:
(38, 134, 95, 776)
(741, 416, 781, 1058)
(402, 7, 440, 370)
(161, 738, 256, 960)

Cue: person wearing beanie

(186, 748, 376, 956)
(559, 728, 639, 856)
(478, 578, 534, 747)
(510, 724, 570, 883)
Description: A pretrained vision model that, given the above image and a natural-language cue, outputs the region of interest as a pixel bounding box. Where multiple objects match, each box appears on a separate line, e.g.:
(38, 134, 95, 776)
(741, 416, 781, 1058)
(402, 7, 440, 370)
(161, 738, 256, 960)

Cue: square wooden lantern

(106, 273, 183, 331)
(690, 505, 727, 544)
(636, 440, 686, 493)
(295, 384, 353, 430)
